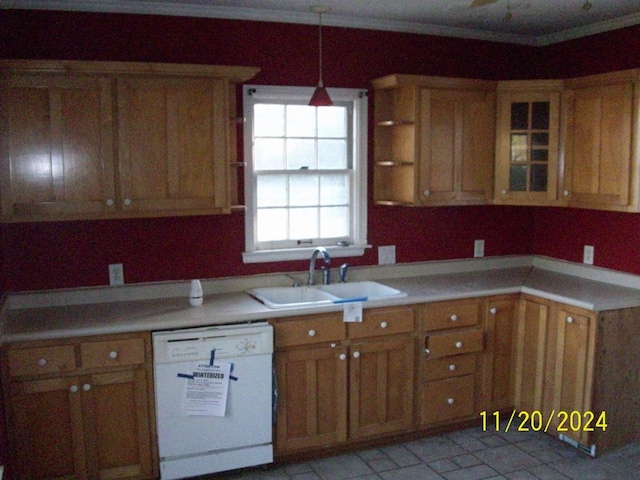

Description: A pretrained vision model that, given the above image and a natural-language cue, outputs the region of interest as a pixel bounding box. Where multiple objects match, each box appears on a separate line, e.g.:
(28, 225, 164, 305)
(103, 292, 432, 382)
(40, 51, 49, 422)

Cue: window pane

(531, 149, 549, 162)
(255, 138, 285, 170)
(286, 105, 316, 137)
(531, 102, 550, 130)
(320, 206, 349, 238)
(257, 208, 287, 242)
(255, 104, 284, 137)
(531, 132, 548, 147)
(257, 175, 287, 207)
(287, 139, 316, 170)
(290, 175, 319, 206)
(320, 174, 349, 205)
(511, 102, 529, 130)
(530, 164, 548, 192)
(510, 134, 528, 162)
(290, 207, 318, 239)
(509, 165, 527, 191)
(318, 106, 347, 137)
(318, 139, 347, 169)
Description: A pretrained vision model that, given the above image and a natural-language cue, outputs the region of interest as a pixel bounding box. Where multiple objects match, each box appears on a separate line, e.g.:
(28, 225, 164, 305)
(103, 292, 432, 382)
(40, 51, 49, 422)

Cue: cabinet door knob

(449, 364, 456, 371)
(123, 198, 132, 206)
(70, 385, 79, 393)
(501, 189, 508, 195)
(489, 307, 497, 315)
(455, 341, 463, 349)
(339, 353, 347, 360)
(423, 189, 431, 196)
(106, 198, 115, 206)
(380, 321, 388, 329)
(308, 329, 316, 337)
(567, 316, 574, 324)
(83, 384, 91, 392)
(447, 398, 455, 405)
(109, 351, 118, 359)
(563, 190, 570, 196)
(424, 348, 430, 354)
(37, 358, 47, 367)
(353, 351, 360, 358)
(450, 314, 458, 322)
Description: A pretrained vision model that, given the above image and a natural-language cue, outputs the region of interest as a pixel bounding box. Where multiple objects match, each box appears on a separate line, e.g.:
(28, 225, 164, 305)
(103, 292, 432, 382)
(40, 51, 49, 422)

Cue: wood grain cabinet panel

(1, 332, 158, 480)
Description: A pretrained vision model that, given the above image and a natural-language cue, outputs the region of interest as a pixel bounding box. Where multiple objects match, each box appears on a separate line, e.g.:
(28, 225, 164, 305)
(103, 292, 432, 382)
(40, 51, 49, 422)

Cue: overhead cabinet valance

(0, 60, 259, 222)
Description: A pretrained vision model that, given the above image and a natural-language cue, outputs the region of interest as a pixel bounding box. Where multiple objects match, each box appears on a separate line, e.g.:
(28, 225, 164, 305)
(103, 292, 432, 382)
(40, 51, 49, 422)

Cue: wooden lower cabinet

(275, 344, 348, 451)
(2, 333, 157, 480)
(272, 307, 415, 455)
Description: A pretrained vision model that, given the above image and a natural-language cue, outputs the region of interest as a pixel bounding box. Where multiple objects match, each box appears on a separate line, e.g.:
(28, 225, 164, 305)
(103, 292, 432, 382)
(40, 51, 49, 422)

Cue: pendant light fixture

(309, 6, 333, 106)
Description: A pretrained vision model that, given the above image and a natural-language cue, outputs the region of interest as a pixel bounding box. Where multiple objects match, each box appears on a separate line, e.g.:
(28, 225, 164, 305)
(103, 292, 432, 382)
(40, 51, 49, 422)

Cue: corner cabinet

(0, 60, 259, 222)
(494, 80, 563, 206)
(562, 70, 640, 211)
(1, 332, 158, 480)
(371, 74, 496, 207)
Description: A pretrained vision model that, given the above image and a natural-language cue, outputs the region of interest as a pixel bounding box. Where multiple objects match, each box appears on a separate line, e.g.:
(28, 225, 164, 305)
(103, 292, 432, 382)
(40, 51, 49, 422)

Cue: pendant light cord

(317, 10, 324, 87)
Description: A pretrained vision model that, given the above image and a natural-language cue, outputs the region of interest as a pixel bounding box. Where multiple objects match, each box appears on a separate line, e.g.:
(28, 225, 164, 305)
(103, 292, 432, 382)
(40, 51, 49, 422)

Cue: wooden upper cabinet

(562, 70, 640, 211)
(371, 74, 495, 207)
(0, 73, 116, 221)
(494, 80, 563, 206)
(0, 60, 259, 222)
(419, 85, 495, 205)
(118, 76, 231, 216)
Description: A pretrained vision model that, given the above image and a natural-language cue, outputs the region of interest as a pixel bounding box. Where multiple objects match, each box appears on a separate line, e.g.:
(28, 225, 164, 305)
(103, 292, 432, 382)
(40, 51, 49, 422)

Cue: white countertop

(4, 255, 640, 343)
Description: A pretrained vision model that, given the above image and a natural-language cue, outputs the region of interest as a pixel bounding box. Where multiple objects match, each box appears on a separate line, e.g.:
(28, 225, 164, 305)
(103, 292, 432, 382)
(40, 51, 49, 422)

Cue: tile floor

(221, 426, 640, 480)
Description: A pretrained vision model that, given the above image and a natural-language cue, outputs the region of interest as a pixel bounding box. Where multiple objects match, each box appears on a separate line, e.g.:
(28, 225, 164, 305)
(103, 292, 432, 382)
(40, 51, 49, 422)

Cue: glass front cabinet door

(494, 81, 563, 206)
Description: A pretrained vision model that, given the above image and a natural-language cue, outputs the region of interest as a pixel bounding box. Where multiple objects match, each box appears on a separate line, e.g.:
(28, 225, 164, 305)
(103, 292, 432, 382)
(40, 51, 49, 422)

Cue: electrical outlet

(378, 245, 396, 265)
(583, 245, 594, 265)
(474, 239, 485, 258)
(109, 263, 125, 286)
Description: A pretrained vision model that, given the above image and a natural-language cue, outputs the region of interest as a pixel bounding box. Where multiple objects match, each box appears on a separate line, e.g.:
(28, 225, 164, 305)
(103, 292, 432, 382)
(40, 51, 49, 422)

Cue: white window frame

(242, 85, 369, 264)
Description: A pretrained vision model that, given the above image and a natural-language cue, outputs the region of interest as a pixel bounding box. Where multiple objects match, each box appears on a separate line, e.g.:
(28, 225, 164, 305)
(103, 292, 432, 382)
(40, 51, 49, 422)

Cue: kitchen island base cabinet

(1, 332, 157, 480)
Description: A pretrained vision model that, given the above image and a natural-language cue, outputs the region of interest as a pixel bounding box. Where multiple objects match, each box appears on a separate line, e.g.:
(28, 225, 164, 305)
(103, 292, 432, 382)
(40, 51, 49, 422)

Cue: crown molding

(2, 0, 640, 46)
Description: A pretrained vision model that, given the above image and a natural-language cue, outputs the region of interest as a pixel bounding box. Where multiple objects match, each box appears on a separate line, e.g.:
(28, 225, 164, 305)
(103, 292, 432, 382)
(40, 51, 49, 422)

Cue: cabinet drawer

(422, 375, 475, 425)
(348, 307, 415, 339)
(425, 329, 483, 358)
(423, 299, 480, 331)
(273, 314, 346, 348)
(423, 353, 476, 382)
(7, 345, 77, 377)
(80, 338, 146, 369)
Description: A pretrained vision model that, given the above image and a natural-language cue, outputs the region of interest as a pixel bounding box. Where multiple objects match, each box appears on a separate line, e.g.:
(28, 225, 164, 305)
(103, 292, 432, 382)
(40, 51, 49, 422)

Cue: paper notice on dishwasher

(184, 361, 231, 416)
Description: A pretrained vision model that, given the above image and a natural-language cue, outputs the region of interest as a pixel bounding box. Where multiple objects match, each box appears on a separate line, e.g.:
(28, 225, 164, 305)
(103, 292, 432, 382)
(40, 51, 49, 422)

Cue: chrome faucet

(339, 263, 349, 283)
(308, 247, 330, 285)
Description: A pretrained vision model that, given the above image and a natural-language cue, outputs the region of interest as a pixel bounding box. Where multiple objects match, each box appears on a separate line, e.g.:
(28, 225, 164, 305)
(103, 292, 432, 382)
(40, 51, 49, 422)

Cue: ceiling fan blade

(470, 0, 499, 7)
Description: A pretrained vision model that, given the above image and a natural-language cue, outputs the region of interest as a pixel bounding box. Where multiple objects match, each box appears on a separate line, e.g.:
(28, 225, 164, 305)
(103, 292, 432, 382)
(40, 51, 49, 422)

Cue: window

(242, 85, 368, 263)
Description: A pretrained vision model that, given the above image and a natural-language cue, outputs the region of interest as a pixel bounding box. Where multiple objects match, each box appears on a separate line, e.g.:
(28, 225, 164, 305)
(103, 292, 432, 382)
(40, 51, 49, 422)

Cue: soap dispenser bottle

(189, 279, 203, 307)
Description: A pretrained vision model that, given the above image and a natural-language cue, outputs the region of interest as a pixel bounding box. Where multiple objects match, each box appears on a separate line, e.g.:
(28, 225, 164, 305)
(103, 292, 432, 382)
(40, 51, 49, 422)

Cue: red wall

(1, 9, 640, 292)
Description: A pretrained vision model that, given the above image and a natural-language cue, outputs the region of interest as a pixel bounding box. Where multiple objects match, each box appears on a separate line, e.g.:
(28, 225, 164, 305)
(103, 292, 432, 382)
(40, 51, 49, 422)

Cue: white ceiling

(3, 0, 640, 45)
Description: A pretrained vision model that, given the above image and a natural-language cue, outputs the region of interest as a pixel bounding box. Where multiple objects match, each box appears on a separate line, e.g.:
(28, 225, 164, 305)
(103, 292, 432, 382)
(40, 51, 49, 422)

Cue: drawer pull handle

(567, 316, 574, 324)
(37, 358, 47, 367)
(380, 321, 388, 329)
(109, 351, 118, 359)
(455, 341, 463, 349)
(353, 351, 360, 359)
(70, 385, 79, 393)
(339, 353, 346, 360)
(309, 329, 316, 337)
(449, 364, 456, 371)
(490, 307, 497, 315)
(447, 398, 455, 405)
(450, 314, 458, 321)
(83, 384, 91, 392)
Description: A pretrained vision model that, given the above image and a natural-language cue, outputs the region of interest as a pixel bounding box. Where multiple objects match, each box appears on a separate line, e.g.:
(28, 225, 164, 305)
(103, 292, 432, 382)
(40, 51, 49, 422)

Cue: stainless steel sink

(247, 281, 406, 309)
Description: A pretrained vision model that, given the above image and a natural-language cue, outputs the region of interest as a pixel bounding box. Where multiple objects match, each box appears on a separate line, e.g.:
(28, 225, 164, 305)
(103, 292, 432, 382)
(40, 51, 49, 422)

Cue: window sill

(242, 244, 371, 264)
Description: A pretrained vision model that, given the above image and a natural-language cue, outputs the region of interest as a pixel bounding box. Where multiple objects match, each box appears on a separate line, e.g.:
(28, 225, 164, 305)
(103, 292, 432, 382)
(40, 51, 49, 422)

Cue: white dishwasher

(152, 322, 274, 480)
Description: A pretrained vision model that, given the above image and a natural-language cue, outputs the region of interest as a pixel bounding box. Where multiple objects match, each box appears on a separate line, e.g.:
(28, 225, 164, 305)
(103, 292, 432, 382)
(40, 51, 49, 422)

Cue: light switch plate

(583, 245, 594, 265)
(474, 239, 485, 258)
(378, 245, 396, 265)
(109, 263, 125, 286)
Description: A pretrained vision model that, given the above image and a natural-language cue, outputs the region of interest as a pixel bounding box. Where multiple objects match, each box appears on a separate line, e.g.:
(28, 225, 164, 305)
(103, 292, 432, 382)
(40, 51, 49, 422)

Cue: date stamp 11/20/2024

(481, 410, 608, 434)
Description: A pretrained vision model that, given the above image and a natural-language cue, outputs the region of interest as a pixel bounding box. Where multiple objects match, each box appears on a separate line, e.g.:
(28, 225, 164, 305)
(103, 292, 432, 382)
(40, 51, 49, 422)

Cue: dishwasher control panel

(153, 323, 273, 364)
